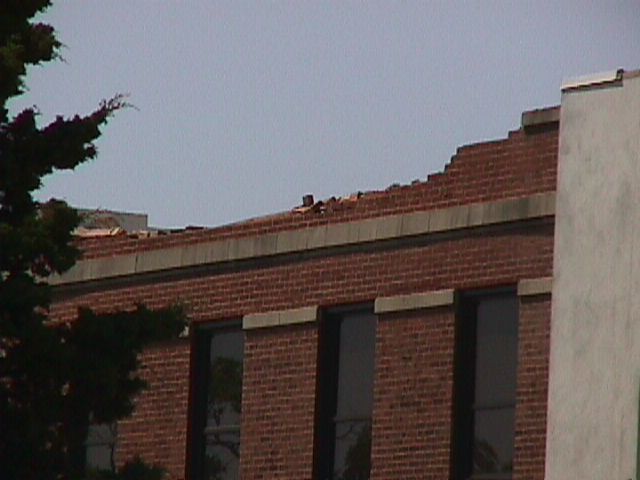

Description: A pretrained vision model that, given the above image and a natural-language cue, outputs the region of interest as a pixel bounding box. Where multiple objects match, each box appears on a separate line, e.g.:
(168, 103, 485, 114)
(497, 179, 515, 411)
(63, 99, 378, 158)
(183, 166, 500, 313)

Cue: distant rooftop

(76, 208, 149, 237)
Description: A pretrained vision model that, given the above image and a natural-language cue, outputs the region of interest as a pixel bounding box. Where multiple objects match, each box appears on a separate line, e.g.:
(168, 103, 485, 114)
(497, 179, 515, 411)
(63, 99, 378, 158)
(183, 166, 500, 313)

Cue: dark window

(85, 423, 117, 473)
(192, 324, 244, 480)
(316, 308, 376, 480)
(453, 291, 519, 480)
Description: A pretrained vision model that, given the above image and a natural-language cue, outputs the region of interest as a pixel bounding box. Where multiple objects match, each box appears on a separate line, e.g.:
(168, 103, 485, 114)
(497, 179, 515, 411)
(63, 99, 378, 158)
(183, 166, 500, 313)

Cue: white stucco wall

(546, 72, 640, 479)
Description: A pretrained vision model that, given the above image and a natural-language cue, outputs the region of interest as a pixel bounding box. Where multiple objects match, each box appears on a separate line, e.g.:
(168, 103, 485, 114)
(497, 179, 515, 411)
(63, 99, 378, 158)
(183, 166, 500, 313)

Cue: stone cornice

(49, 192, 555, 285)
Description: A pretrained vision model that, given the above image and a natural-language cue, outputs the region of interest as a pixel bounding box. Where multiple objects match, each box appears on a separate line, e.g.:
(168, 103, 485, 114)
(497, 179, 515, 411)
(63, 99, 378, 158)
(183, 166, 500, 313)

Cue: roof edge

(521, 106, 560, 130)
(49, 192, 555, 286)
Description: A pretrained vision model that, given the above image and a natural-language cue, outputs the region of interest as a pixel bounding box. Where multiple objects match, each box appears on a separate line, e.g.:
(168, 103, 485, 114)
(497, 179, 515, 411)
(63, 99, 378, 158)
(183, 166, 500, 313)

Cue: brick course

(51, 226, 554, 323)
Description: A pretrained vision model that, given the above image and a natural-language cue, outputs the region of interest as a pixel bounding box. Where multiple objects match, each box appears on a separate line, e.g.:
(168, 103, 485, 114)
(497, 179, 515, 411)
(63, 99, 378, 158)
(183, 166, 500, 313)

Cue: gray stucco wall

(546, 73, 640, 479)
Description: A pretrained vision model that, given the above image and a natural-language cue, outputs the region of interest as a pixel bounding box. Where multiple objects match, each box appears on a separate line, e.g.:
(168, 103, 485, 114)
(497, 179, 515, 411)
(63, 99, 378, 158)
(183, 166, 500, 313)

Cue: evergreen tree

(0, 2, 185, 478)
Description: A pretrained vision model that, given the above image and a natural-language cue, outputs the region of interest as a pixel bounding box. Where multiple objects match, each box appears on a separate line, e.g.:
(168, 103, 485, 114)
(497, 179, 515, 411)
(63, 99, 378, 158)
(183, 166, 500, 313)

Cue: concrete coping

(561, 69, 623, 92)
(517, 277, 553, 297)
(521, 106, 560, 129)
(374, 289, 454, 314)
(50, 192, 555, 285)
(243, 305, 318, 330)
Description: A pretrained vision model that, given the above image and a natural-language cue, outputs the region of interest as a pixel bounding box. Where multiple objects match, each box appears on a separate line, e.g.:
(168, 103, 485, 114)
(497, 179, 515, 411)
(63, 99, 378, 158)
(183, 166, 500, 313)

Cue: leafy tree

(0, 2, 186, 479)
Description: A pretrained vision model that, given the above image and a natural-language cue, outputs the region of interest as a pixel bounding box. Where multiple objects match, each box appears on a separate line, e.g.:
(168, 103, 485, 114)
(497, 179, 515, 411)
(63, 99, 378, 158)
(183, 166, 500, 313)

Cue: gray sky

(9, 1, 640, 228)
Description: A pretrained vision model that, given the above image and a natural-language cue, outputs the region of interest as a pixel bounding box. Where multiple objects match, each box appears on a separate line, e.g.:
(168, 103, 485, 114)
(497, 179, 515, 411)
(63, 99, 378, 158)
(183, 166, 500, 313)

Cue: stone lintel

(243, 305, 318, 330)
(517, 277, 553, 297)
(374, 289, 454, 314)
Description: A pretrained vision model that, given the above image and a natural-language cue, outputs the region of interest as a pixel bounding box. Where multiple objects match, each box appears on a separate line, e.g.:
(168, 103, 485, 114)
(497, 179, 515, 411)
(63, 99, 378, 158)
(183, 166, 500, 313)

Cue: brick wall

(50, 123, 558, 479)
(116, 341, 190, 479)
(52, 225, 554, 324)
(371, 307, 455, 479)
(513, 295, 551, 480)
(240, 324, 317, 479)
(51, 225, 553, 478)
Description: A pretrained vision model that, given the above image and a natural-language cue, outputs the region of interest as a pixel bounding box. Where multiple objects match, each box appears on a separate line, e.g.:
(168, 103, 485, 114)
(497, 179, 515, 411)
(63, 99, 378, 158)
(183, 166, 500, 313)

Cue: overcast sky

(9, 1, 640, 228)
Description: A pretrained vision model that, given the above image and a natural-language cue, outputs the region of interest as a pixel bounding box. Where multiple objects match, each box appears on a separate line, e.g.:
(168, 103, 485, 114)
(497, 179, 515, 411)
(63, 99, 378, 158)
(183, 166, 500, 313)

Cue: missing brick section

(521, 105, 560, 134)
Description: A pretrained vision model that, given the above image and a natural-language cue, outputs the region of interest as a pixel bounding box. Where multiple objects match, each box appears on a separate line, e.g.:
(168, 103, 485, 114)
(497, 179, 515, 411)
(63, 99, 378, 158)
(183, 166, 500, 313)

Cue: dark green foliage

(0, 1, 59, 121)
(68, 305, 186, 423)
(0, 2, 186, 479)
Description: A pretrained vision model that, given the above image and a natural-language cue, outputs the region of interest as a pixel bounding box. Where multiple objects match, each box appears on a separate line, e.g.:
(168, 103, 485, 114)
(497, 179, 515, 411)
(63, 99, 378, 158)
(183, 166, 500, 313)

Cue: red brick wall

(51, 226, 554, 479)
(513, 294, 551, 480)
(52, 226, 554, 324)
(371, 307, 455, 479)
(116, 341, 190, 480)
(240, 324, 318, 479)
(50, 126, 558, 479)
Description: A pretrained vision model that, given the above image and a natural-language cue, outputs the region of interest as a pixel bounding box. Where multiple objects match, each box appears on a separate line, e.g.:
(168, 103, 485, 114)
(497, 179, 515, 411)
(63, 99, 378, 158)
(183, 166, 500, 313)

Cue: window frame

(452, 288, 519, 480)
(314, 304, 376, 480)
(85, 422, 117, 474)
(190, 321, 244, 480)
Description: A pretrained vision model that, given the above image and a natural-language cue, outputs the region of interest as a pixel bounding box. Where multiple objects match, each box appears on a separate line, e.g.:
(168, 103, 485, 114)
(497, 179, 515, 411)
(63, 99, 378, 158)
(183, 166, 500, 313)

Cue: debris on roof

(292, 192, 364, 215)
(72, 208, 155, 238)
(77, 208, 148, 232)
(75, 227, 125, 238)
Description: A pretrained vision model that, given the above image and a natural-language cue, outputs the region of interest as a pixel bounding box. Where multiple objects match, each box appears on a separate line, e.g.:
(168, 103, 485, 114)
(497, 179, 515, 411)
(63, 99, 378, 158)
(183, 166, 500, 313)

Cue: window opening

(316, 308, 376, 480)
(192, 325, 243, 480)
(85, 422, 117, 474)
(453, 292, 518, 480)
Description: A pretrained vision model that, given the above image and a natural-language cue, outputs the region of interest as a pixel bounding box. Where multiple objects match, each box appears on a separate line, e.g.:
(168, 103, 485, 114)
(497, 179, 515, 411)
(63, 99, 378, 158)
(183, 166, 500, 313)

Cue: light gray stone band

(517, 277, 553, 297)
(243, 305, 318, 330)
(521, 106, 560, 128)
(50, 192, 555, 285)
(375, 289, 454, 314)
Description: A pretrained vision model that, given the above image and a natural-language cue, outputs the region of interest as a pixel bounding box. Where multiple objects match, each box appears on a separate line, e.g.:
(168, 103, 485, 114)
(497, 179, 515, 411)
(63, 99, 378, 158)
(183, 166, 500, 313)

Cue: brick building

(49, 69, 640, 480)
